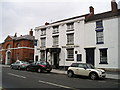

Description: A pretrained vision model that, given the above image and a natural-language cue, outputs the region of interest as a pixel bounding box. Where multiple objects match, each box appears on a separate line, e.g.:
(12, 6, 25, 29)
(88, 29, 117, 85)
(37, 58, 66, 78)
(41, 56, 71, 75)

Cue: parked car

(11, 60, 30, 70)
(26, 61, 52, 73)
(67, 63, 106, 80)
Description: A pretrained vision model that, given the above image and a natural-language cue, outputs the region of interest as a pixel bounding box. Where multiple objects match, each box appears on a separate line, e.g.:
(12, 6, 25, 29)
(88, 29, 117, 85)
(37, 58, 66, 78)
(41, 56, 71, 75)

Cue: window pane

(53, 36, 59, 46)
(96, 31, 104, 43)
(67, 49, 74, 58)
(67, 23, 74, 30)
(41, 38, 46, 47)
(67, 34, 74, 44)
(100, 49, 108, 64)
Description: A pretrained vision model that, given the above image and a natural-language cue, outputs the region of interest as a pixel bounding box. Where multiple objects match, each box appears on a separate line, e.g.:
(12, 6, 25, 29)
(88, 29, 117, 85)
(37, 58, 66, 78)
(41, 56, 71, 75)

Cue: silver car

(11, 60, 29, 70)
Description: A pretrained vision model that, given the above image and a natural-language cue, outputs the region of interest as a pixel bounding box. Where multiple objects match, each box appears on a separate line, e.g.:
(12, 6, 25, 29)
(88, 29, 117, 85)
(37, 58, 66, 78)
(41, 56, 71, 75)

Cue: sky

(0, 0, 120, 43)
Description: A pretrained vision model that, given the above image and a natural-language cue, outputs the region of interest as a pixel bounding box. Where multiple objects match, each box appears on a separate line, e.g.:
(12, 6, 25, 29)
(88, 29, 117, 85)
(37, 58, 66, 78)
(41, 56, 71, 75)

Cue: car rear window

(71, 63, 78, 67)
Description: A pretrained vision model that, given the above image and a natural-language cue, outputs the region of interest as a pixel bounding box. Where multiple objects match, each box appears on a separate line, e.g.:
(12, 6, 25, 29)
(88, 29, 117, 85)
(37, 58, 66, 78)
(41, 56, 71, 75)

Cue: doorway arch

(5, 50, 11, 65)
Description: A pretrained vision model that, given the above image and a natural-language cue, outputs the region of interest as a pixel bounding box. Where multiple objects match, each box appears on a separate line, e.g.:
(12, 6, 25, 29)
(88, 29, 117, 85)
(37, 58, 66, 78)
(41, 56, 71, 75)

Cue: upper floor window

(67, 33, 74, 45)
(67, 22, 74, 31)
(6, 44, 10, 49)
(53, 36, 59, 46)
(96, 30, 104, 44)
(96, 20, 104, 44)
(41, 38, 46, 47)
(16, 43, 20, 47)
(41, 28, 46, 36)
(96, 20, 103, 28)
(53, 26, 59, 34)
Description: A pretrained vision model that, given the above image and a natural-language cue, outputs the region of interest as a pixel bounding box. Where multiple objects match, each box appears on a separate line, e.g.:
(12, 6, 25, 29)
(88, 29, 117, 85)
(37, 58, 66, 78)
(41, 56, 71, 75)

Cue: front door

(53, 53, 59, 69)
(85, 48, 95, 66)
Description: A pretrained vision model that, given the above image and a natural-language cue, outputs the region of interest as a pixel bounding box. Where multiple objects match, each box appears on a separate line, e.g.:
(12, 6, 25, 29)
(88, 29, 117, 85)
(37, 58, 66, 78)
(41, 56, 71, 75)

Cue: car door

(77, 64, 89, 76)
(16, 62, 20, 69)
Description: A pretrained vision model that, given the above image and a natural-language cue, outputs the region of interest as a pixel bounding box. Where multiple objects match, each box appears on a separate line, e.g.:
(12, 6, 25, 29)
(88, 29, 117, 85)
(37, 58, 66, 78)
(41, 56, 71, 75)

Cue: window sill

(66, 29, 74, 32)
(66, 59, 74, 61)
(41, 34, 46, 36)
(96, 42, 104, 44)
(66, 44, 74, 45)
(52, 45, 59, 47)
(99, 62, 108, 64)
(52, 32, 59, 34)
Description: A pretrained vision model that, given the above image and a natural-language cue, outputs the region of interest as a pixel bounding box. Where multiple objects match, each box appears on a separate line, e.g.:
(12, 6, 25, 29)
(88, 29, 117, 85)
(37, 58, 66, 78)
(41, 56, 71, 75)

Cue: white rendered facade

(34, 15, 119, 70)
(34, 1, 120, 70)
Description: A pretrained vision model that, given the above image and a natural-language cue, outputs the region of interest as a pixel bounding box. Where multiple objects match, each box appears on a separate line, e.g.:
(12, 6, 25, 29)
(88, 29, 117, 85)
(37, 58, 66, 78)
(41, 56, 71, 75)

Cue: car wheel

(67, 71, 74, 77)
(38, 68, 42, 73)
(26, 67, 30, 71)
(89, 73, 98, 80)
(47, 70, 51, 73)
(10, 66, 13, 69)
(18, 66, 21, 70)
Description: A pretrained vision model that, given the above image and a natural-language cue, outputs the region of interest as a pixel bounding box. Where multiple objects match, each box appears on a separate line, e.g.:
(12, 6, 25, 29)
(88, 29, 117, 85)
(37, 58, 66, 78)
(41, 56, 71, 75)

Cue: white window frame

(41, 38, 46, 47)
(41, 29, 46, 36)
(67, 23, 74, 31)
(99, 48, 108, 64)
(67, 33, 74, 45)
(53, 36, 59, 46)
(53, 26, 59, 33)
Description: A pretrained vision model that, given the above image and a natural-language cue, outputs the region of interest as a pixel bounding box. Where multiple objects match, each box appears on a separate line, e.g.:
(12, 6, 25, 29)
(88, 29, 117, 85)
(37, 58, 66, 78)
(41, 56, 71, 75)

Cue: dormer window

(41, 28, 46, 36)
(53, 26, 59, 34)
(67, 22, 74, 31)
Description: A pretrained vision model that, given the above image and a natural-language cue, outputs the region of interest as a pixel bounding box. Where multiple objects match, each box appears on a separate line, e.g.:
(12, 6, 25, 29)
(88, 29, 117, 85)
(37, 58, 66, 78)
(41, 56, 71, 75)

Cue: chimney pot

(29, 29, 33, 36)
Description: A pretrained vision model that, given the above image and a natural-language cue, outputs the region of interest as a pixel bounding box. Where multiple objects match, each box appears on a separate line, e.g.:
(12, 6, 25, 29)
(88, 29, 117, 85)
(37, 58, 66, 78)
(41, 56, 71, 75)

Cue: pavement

(1, 64, 120, 80)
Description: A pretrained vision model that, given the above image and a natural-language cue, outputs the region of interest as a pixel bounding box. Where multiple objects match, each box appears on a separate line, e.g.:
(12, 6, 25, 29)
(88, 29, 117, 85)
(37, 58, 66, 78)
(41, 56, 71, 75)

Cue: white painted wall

(84, 18, 119, 69)
(118, 17, 120, 68)
(34, 16, 119, 69)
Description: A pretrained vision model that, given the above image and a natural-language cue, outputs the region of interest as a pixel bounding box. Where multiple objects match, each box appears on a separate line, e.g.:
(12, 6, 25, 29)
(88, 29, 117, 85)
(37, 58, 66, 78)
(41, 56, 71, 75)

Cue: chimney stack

(89, 6, 94, 15)
(85, 6, 94, 21)
(14, 33, 17, 37)
(29, 29, 33, 36)
(111, 0, 118, 12)
(45, 22, 49, 25)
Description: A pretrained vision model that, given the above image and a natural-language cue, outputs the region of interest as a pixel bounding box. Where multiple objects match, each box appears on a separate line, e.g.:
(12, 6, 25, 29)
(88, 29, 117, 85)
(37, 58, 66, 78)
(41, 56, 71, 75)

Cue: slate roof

(9, 35, 35, 41)
(85, 9, 120, 22)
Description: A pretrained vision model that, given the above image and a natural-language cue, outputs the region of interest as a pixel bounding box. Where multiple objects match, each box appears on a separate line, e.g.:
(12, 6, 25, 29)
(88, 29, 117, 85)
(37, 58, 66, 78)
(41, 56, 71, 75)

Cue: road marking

(97, 81, 106, 83)
(38, 80, 78, 90)
(8, 73, 26, 79)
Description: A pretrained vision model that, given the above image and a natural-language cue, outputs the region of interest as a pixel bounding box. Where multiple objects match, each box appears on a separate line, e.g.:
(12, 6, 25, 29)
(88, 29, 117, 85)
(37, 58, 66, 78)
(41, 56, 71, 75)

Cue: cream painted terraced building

(34, 0, 120, 71)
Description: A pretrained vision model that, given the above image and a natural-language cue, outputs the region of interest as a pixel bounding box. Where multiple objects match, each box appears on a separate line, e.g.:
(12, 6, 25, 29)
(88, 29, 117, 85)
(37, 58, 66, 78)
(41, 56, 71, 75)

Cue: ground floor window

(66, 48, 74, 61)
(40, 51, 45, 61)
(99, 48, 108, 64)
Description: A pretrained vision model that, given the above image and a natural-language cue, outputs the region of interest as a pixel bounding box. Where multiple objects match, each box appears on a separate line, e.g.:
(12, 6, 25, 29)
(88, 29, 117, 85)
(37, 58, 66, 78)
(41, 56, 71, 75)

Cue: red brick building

(0, 29, 35, 64)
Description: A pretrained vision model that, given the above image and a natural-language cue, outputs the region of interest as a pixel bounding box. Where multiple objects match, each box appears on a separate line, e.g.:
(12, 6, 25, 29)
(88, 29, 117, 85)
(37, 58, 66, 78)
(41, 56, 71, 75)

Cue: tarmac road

(1, 67, 120, 90)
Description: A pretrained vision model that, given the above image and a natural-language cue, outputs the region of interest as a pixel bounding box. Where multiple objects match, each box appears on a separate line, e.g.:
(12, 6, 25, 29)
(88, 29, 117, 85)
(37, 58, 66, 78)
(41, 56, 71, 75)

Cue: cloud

(1, 0, 120, 43)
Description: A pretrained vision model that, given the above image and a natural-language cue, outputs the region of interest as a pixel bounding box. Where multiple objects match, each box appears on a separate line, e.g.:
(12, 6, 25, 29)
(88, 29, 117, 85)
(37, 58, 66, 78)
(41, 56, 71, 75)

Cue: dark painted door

(53, 53, 59, 69)
(85, 48, 95, 66)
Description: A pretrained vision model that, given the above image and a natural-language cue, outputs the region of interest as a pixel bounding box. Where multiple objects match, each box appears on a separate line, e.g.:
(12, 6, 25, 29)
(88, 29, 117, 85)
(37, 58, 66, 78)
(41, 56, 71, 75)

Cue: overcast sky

(0, 0, 120, 43)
